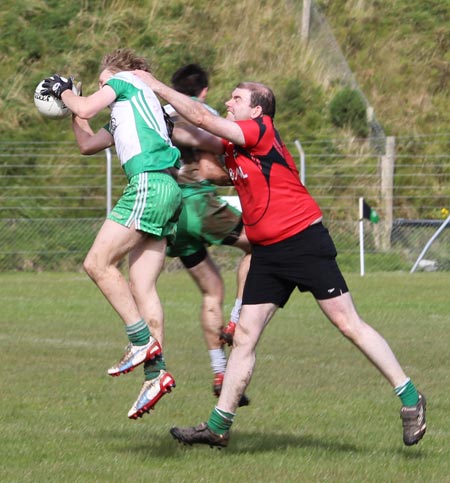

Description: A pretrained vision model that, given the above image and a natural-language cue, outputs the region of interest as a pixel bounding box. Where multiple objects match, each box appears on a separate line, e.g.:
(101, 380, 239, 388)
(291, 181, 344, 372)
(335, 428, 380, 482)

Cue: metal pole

(294, 139, 306, 185)
(410, 215, 450, 273)
(359, 197, 365, 276)
(105, 147, 112, 216)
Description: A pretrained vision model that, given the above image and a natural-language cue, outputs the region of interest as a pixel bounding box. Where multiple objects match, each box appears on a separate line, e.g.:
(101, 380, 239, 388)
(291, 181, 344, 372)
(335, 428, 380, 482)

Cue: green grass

(1, 271, 449, 482)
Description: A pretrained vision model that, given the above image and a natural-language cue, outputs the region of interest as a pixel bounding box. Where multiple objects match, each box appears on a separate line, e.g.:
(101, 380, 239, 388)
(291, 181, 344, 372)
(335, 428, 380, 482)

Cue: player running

(134, 71, 427, 448)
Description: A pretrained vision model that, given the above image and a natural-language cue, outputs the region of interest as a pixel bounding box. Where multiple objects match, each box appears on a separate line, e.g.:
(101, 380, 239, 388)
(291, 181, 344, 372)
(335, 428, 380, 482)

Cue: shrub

(329, 87, 368, 137)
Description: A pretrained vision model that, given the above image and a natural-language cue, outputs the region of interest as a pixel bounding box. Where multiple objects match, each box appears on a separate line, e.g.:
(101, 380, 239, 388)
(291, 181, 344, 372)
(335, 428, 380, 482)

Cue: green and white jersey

(105, 71, 180, 180)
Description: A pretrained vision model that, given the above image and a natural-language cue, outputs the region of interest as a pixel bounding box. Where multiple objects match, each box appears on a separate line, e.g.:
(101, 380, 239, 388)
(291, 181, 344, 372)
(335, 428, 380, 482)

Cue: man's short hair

(237, 82, 276, 119)
(171, 64, 209, 97)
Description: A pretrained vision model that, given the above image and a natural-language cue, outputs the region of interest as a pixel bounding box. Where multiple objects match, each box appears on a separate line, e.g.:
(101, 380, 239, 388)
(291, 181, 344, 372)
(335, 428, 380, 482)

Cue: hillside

(316, 0, 450, 135)
(0, 0, 448, 143)
(0, 0, 327, 142)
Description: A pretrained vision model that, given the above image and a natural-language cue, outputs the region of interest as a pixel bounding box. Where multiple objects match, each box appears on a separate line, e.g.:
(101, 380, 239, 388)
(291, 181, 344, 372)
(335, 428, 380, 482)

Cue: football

(34, 79, 72, 119)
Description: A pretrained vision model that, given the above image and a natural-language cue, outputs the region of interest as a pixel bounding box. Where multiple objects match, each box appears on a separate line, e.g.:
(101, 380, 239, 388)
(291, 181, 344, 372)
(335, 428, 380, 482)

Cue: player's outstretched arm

(41, 74, 116, 120)
(172, 121, 224, 155)
(62, 86, 116, 120)
(134, 70, 245, 146)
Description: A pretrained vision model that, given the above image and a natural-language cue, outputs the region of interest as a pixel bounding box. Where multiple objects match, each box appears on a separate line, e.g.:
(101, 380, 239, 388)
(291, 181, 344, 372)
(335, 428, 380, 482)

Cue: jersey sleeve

(236, 119, 262, 148)
(105, 76, 131, 101)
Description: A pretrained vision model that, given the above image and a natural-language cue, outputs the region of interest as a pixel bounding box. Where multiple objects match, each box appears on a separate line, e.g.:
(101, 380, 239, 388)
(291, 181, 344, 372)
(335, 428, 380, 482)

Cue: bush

(329, 87, 368, 137)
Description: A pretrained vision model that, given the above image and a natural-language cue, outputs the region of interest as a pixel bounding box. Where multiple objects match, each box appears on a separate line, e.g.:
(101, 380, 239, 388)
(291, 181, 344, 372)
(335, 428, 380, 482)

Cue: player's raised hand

(41, 74, 73, 99)
(133, 69, 157, 88)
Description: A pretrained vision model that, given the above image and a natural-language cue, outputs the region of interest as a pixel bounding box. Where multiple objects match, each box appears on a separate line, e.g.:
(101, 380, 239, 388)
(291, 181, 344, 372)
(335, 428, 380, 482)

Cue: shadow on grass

(104, 428, 429, 458)
(117, 429, 360, 456)
(227, 430, 360, 454)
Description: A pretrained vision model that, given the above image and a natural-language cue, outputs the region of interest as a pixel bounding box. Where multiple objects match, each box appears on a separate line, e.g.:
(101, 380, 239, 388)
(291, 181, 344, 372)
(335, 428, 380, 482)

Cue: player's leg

(217, 303, 276, 412)
(83, 218, 144, 325)
(170, 302, 276, 448)
(317, 292, 426, 445)
(170, 245, 287, 447)
(185, 251, 225, 350)
(301, 221, 426, 445)
(179, 243, 250, 406)
(317, 292, 408, 386)
(84, 220, 163, 378)
(127, 238, 177, 419)
(124, 173, 182, 419)
(181, 248, 229, 396)
(220, 227, 252, 345)
(190, 194, 249, 337)
(129, 235, 167, 347)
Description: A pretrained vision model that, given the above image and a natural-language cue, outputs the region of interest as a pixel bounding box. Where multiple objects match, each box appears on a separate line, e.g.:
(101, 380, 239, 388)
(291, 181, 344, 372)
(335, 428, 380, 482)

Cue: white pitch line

(0, 333, 114, 349)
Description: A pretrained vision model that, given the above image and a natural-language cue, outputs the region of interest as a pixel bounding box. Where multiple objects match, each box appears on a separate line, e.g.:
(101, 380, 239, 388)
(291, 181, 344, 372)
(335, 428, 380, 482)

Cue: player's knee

(83, 254, 95, 278)
(203, 293, 223, 313)
(83, 252, 103, 281)
(232, 322, 253, 350)
(334, 315, 363, 341)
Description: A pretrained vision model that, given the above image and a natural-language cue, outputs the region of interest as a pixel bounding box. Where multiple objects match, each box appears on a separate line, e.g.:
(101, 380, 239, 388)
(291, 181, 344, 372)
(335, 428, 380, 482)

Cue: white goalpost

(410, 215, 450, 273)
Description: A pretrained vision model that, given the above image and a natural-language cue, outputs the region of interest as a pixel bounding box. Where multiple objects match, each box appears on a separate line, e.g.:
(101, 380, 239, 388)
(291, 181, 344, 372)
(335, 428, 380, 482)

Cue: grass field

(1, 271, 449, 482)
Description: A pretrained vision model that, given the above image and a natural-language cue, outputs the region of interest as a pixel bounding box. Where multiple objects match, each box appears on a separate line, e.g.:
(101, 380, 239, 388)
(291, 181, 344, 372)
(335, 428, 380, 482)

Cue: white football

(34, 78, 73, 119)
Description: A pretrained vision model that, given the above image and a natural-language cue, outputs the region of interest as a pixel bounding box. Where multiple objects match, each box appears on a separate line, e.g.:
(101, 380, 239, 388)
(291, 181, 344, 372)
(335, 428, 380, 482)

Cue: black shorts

(243, 223, 349, 307)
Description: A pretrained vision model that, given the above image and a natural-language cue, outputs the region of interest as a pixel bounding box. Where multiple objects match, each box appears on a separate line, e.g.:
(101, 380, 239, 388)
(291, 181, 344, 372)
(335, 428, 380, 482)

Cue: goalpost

(410, 215, 450, 273)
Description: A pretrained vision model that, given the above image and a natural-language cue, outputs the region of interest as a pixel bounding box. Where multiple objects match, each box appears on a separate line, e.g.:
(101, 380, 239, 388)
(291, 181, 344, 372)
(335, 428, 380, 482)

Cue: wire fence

(0, 135, 449, 273)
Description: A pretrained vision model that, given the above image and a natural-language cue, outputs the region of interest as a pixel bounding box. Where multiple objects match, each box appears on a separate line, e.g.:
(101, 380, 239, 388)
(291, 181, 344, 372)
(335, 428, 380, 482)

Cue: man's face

(225, 88, 260, 121)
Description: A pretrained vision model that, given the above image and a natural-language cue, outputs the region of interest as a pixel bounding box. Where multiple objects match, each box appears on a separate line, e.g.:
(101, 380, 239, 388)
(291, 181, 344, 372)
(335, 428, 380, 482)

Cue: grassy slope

(0, 0, 447, 225)
(0, 0, 448, 142)
(316, 0, 450, 135)
(0, 0, 332, 142)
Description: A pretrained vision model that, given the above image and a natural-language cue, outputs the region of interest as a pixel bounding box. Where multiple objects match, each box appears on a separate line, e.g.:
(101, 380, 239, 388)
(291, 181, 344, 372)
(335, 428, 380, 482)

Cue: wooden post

(301, 0, 312, 43)
(380, 136, 395, 250)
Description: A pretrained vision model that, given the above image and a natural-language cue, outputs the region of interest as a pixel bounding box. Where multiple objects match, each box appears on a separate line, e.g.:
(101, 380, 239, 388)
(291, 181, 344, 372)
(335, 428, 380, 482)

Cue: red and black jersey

(223, 115, 322, 245)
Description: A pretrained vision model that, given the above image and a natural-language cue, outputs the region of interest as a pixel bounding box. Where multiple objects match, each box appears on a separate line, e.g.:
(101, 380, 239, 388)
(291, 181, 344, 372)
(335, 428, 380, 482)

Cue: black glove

(41, 74, 73, 99)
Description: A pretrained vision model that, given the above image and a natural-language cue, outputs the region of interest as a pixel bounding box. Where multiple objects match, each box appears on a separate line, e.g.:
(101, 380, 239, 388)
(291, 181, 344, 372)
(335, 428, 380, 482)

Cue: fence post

(380, 136, 395, 250)
(301, 0, 312, 43)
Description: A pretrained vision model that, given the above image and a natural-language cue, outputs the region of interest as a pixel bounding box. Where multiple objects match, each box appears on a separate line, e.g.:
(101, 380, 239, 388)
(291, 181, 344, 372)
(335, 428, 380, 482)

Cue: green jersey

(106, 72, 180, 180)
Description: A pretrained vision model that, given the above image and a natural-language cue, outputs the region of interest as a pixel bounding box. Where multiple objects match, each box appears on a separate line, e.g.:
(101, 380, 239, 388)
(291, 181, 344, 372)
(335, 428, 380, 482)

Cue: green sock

(207, 407, 235, 435)
(394, 378, 419, 406)
(144, 354, 166, 380)
(126, 319, 150, 346)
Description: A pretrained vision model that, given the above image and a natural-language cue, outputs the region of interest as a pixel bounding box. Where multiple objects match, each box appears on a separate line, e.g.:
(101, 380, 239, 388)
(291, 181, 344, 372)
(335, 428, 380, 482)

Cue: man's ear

(199, 86, 209, 101)
(251, 105, 263, 119)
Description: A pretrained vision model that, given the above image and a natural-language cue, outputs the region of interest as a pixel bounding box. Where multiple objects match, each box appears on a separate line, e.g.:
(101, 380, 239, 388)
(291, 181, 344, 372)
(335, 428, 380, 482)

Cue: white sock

(209, 348, 227, 374)
(229, 298, 242, 324)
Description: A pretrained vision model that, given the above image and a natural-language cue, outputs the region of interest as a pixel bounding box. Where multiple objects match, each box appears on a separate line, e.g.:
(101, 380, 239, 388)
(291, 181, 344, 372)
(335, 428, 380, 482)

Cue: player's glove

(41, 74, 73, 99)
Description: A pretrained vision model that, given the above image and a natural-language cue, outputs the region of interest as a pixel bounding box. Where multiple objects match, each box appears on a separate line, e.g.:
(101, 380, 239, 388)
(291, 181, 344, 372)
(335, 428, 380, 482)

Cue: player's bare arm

(172, 122, 224, 155)
(40, 72, 117, 120)
(72, 116, 114, 155)
(62, 85, 116, 120)
(198, 151, 232, 186)
(134, 70, 245, 146)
